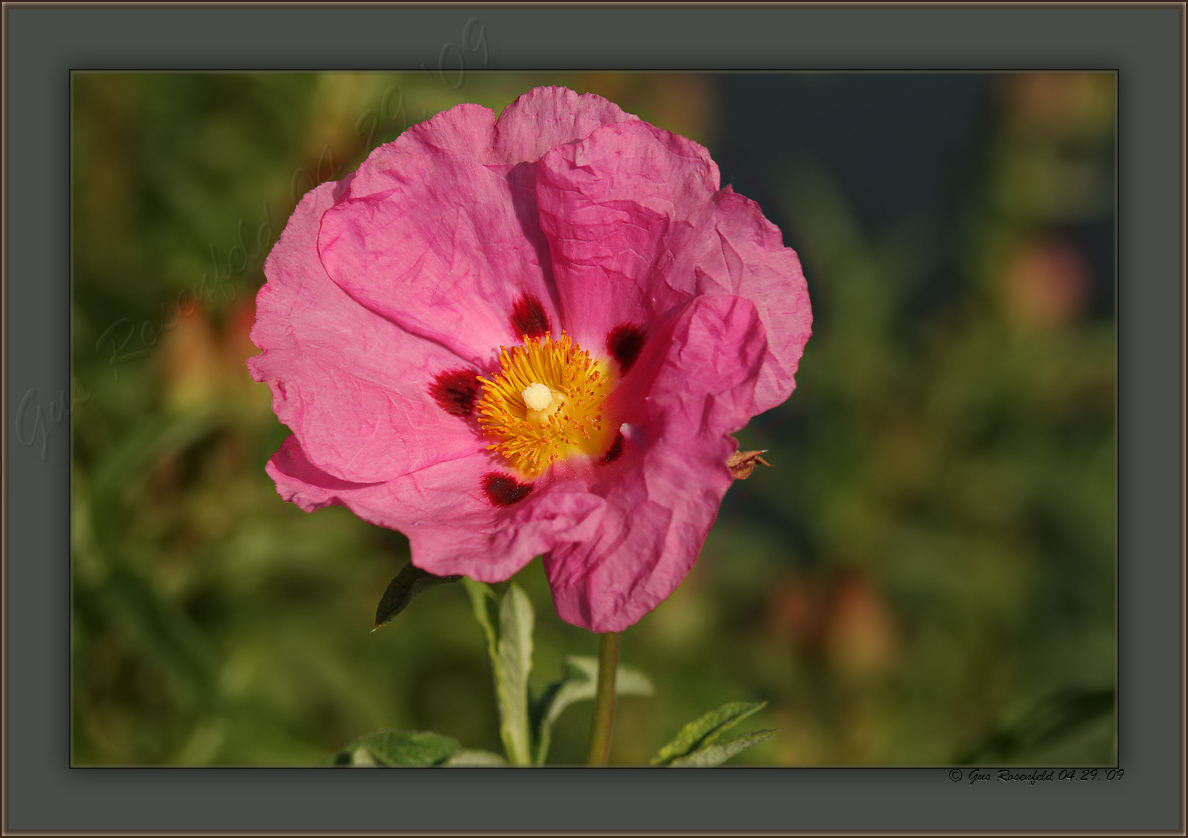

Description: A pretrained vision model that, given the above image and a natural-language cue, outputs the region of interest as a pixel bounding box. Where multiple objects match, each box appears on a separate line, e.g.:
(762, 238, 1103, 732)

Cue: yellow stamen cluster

(477, 333, 612, 476)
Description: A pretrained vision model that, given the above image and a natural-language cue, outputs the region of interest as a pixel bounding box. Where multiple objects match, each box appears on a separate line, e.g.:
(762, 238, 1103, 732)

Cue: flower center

(477, 333, 613, 476)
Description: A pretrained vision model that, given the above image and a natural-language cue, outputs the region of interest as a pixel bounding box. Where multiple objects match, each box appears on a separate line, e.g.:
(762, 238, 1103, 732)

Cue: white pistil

(522, 382, 553, 412)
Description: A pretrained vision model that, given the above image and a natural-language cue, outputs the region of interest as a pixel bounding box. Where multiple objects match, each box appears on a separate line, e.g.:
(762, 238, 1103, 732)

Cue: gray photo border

(5, 3, 1183, 834)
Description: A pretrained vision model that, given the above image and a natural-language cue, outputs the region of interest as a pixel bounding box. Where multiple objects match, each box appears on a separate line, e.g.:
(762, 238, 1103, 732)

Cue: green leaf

(650, 700, 769, 766)
(373, 563, 462, 629)
(462, 578, 499, 670)
(496, 583, 534, 765)
(323, 729, 462, 766)
(460, 578, 536, 765)
(531, 656, 653, 765)
(445, 749, 508, 766)
(669, 730, 776, 766)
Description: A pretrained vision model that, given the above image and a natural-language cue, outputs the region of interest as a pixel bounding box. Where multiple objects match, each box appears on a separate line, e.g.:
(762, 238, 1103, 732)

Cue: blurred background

(71, 71, 1116, 765)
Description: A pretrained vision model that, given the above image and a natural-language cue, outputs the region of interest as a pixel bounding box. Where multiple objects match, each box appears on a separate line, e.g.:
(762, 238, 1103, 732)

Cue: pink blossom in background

(248, 86, 811, 632)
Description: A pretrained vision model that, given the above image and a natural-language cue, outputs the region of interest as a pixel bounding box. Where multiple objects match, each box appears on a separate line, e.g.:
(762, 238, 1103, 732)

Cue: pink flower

(248, 87, 811, 633)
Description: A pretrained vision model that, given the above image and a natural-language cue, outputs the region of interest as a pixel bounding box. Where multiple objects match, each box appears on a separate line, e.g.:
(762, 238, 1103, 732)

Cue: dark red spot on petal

(510, 295, 550, 340)
(430, 369, 480, 417)
(600, 432, 625, 464)
(482, 473, 533, 507)
(606, 324, 646, 374)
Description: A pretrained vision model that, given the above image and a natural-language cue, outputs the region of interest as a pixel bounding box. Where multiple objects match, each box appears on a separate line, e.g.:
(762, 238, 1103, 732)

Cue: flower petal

(491, 85, 636, 163)
(543, 294, 768, 632)
(249, 179, 481, 483)
(703, 188, 813, 412)
(404, 474, 608, 584)
(536, 120, 811, 411)
(268, 432, 612, 585)
(317, 89, 639, 364)
(535, 120, 719, 347)
(266, 433, 396, 524)
(316, 106, 552, 364)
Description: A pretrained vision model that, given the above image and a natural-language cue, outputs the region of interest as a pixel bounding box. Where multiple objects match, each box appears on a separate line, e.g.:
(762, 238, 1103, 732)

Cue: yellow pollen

(477, 333, 613, 476)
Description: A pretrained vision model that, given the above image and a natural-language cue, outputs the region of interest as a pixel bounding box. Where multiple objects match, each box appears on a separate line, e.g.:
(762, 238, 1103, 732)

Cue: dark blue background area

(714, 73, 1114, 320)
(718, 74, 992, 242)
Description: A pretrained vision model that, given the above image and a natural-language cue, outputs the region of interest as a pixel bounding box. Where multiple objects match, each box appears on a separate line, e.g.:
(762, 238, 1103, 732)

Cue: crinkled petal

(403, 473, 607, 584)
(702, 188, 812, 412)
(316, 88, 633, 365)
(316, 113, 548, 363)
(492, 86, 636, 163)
(535, 120, 719, 347)
(249, 179, 483, 483)
(543, 294, 768, 632)
(536, 120, 810, 410)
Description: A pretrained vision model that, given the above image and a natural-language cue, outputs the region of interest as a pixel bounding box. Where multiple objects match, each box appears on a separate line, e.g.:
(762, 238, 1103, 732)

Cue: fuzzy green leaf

(462, 578, 499, 670)
(650, 700, 769, 766)
(532, 656, 653, 765)
(373, 563, 462, 629)
(324, 729, 462, 766)
(670, 730, 776, 766)
(460, 579, 536, 765)
(496, 583, 534, 765)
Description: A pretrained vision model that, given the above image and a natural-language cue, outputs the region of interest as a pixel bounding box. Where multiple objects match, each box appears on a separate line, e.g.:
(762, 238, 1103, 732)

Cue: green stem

(587, 631, 620, 765)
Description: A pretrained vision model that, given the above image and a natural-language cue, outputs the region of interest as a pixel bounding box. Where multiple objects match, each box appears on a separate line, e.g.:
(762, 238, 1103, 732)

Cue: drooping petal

(268, 434, 611, 585)
(403, 473, 608, 584)
(266, 433, 399, 524)
(249, 179, 482, 483)
(543, 294, 769, 632)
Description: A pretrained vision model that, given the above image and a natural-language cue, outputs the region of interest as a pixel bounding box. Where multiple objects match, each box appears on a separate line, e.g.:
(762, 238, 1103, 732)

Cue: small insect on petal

(727, 450, 771, 480)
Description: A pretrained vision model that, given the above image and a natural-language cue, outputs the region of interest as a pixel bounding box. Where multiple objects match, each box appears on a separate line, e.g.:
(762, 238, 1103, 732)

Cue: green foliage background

(71, 71, 1116, 765)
